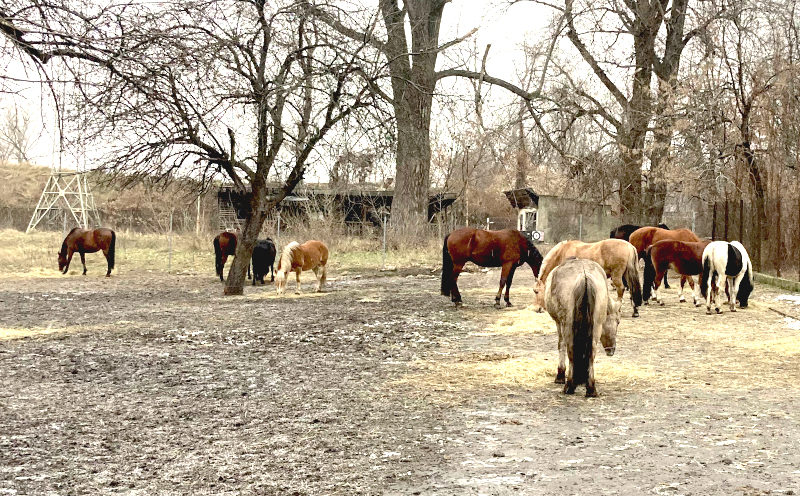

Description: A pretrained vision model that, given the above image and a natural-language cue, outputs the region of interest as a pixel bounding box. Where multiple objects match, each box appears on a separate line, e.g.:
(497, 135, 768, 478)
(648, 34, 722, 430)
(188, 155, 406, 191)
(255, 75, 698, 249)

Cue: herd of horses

(440, 224, 755, 397)
(57, 222, 756, 397)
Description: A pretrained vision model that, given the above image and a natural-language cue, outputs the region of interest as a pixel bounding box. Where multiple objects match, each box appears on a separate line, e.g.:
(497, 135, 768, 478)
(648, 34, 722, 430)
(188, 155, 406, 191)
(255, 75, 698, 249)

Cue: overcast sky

(1, 0, 554, 173)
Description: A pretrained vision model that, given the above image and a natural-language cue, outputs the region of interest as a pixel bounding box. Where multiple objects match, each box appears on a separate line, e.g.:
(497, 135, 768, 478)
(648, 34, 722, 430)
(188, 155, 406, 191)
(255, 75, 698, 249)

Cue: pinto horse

(58, 227, 116, 276)
(275, 240, 328, 294)
(441, 228, 543, 309)
(535, 239, 642, 317)
(213, 231, 251, 282)
(643, 239, 711, 306)
(544, 258, 621, 397)
(700, 241, 754, 314)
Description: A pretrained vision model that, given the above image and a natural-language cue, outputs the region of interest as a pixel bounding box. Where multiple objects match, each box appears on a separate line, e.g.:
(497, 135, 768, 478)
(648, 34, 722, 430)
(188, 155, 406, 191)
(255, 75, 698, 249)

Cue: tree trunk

(618, 131, 647, 223)
(392, 97, 432, 229)
(742, 140, 766, 271)
(224, 177, 270, 295)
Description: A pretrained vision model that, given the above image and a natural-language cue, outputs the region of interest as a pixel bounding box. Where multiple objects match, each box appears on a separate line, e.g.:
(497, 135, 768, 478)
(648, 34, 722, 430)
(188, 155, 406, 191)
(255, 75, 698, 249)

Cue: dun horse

(643, 240, 711, 306)
(700, 241, 754, 314)
(58, 227, 116, 277)
(275, 240, 328, 295)
(213, 231, 250, 282)
(544, 258, 621, 397)
(441, 228, 543, 309)
(535, 239, 642, 317)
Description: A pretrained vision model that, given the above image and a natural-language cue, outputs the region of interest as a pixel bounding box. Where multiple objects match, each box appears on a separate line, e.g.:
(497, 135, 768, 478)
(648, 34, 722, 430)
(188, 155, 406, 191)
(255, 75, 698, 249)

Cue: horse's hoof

(632, 310, 639, 318)
(554, 377, 565, 384)
(730, 308, 736, 312)
(506, 302, 513, 308)
(454, 301, 463, 308)
(659, 301, 665, 306)
(585, 387, 598, 398)
(715, 308, 722, 314)
(679, 297, 686, 303)
(493, 302, 502, 310)
(535, 307, 544, 314)
(563, 385, 576, 395)
(643, 300, 649, 306)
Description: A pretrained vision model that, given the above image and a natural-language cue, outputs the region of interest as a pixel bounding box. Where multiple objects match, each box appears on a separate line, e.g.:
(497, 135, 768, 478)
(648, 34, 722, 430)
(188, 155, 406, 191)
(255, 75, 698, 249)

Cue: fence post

(382, 213, 387, 270)
(168, 210, 173, 273)
(712, 203, 717, 240)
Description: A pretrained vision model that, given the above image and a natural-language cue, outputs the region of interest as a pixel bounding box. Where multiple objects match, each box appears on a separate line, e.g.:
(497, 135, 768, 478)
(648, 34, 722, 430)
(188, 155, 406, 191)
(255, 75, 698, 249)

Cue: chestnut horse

(58, 227, 116, 277)
(441, 228, 543, 309)
(275, 240, 328, 294)
(535, 239, 642, 317)
(610, 222, 670, 288)
(643, 239, 711, 306)
(629, 226, 699, 295)
(214, 231, 251, 282)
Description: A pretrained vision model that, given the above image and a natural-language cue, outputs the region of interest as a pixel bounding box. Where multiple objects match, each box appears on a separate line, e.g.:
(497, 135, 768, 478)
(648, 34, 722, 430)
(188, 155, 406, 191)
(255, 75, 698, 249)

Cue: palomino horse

(611, 222, 670, 288)
(545, 258, 621, 397)
(700, 241, 754, 314)
(213, 231, 250, 282)
(535, 239, 642, 317)
(276, 240, 328, 295)
(251, 238, 276, 285)
(643, 240, 711, 306)
(58, 227, 116, 277)
(441, 228, 543, 309)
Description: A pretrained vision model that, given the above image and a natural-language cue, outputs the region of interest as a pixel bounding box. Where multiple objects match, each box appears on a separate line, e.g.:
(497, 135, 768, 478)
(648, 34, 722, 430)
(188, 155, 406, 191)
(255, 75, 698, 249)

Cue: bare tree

(1, 0, 381, 294)
(0, 104, 36, 163)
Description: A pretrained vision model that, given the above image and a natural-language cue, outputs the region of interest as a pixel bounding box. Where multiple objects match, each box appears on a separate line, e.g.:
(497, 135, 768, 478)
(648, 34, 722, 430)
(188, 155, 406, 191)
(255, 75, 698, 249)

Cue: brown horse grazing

(611, 222, 670, 288)
(214, 231, 251, 282)
(535, 239, 642, 317)
(58, 227, 116, 277)
(275, 240, 329, 294)
(629, 226, 699, 300)
(643, 240, 711, 306)
(441, 228, 544, 309)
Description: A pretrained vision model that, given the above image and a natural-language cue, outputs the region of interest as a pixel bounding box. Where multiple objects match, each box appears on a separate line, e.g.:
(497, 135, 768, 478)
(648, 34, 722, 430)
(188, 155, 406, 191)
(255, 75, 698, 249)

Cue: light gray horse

(545, 258, 621, 397)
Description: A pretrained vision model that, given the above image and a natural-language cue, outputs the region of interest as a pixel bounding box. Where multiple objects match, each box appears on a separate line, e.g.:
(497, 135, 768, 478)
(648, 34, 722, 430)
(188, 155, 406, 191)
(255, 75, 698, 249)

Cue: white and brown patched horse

(275, 240, 329, 295)
(535, 239, 642, 317)
(545, 258, 621, 397)
(700, 240, 754, 314)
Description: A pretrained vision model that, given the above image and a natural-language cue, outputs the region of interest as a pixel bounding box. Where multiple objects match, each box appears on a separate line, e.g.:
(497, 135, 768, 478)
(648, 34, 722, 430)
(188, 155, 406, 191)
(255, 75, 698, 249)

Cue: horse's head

(532, 276, 546, 312)
(601, 297, 621, 356)
(57, 250, 67, 272)
(524, 241, 544, 277)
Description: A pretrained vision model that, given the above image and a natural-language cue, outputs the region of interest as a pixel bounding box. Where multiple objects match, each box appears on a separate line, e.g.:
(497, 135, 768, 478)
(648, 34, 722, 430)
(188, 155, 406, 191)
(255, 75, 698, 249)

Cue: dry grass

(0, 227, 441, 277)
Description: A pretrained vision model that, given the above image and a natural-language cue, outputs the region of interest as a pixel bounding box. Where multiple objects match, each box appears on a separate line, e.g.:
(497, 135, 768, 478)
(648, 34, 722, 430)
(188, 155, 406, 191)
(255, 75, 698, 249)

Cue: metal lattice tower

(26, 171, 101, 233)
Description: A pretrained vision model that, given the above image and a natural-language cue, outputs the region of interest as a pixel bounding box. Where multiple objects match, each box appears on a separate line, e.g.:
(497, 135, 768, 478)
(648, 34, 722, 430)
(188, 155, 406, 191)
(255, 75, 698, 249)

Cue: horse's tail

(108, 230, 116, 270)
(700, 252, 712, 298)
(441, 234, 453, 296)
(642, 246, 655, 302)
(214, 236, 222, 276)
(572, 277, 595, 386)
(625, 246, 643, 307)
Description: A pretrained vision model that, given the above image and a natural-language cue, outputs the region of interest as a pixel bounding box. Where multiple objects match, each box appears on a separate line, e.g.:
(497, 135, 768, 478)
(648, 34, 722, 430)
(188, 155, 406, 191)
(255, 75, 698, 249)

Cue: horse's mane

(59, 227, 81, 256)
(278, 241, 300, 272)
(539, 240, 567, 282)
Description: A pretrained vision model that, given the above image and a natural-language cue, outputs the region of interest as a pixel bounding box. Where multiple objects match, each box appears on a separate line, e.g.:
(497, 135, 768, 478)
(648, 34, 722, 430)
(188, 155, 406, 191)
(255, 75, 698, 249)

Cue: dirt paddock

(1, 266, 799, 495)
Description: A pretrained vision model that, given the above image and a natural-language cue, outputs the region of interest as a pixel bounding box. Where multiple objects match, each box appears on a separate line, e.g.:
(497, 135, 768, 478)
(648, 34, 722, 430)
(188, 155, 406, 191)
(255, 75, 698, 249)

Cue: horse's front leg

(218, 255, 227, 282)
(502, 264, 517, 308)
(686, 276, 699, 306)
(494, 263, 513, 309)
(270, 264, 275, 282)
(63, 250, 74, 274)
(79, 251, 87, 275)
(663, 268, 670, 289)
(613, 274, 636, 317)
(295, 269, 302, 294)
(556, 325, 566, 384)
(451, 264, 464, 307)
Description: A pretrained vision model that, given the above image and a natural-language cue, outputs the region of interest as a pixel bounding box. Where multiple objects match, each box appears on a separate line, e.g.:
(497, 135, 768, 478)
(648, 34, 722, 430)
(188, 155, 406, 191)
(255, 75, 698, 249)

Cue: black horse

(252, 238, 277, 285)
(609, 223, 670, 289)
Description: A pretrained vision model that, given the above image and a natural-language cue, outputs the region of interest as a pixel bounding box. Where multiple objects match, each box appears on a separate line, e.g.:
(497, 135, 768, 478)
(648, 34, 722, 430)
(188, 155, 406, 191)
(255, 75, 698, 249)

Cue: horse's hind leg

(728, 277, 737, 312)
(585, 346, 598, 397)
(270, 264, 275, 282)
(652, 270, 664, 306)
(319, 265, 327, 291)
(451, 264, 464, 307)
(79, 252, 87, 275)
(663, 269, 670, 289)
(312, 267, 322, 292)
(218, 255, 227, 282)
(556, 326, 566, 384)
(103, 250, 112, 277)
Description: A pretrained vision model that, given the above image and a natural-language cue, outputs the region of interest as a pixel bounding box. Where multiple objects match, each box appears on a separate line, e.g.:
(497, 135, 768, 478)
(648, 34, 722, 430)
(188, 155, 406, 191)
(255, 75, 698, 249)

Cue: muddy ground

(1, 265, 799, 495)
